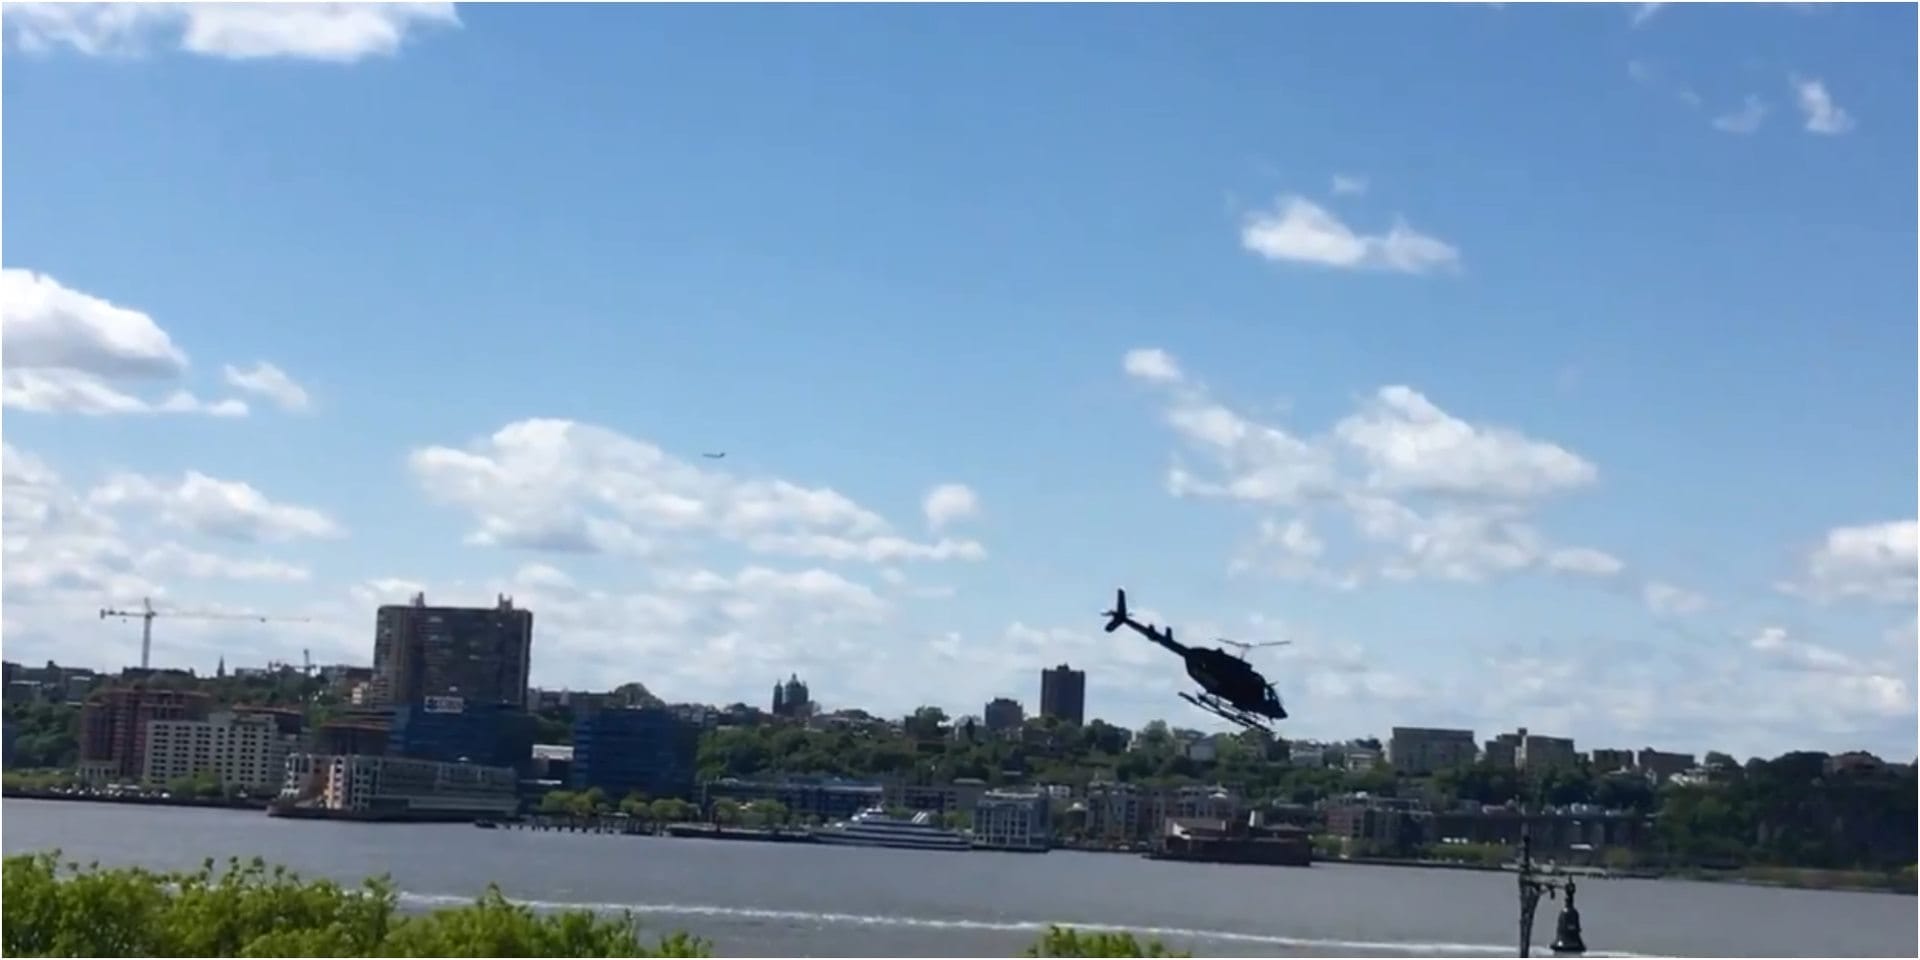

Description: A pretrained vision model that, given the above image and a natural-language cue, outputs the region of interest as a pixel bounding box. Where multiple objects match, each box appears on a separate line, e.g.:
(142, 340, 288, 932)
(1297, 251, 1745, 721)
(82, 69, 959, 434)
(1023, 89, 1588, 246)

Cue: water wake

(397, 891, 1649, 957)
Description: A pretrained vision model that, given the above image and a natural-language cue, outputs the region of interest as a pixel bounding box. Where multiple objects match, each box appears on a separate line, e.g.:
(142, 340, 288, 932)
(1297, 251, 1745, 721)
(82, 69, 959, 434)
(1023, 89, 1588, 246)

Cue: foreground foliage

(3, 853, 1192, 957)
(1022, 926, 1191, 957)
(1, 852, 711, 957)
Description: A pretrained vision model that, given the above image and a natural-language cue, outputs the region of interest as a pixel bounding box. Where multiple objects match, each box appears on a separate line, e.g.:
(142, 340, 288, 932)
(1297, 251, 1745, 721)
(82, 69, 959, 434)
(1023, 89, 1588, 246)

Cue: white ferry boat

(811, 806, 972, 851)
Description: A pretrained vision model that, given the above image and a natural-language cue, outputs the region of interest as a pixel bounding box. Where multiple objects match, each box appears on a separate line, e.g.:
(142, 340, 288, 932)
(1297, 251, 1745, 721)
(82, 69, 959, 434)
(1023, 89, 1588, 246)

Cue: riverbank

(1669, 864, 1917, 896)
(0, 786, 266, 811)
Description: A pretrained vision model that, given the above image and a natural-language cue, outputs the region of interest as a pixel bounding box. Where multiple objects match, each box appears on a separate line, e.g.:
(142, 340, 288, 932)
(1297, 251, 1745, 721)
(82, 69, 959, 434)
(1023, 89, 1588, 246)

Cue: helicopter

(1101, 588, 1291, 733)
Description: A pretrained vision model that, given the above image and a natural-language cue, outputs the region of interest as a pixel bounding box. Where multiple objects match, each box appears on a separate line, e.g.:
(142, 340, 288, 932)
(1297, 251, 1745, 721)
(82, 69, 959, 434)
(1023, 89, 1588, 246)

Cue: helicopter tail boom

(1102, 589, 1129, 633)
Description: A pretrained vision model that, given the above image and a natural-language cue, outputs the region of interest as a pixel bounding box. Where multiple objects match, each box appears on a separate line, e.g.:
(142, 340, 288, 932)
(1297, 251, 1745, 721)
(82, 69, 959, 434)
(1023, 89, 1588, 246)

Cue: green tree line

(2, 852, 1183, 957)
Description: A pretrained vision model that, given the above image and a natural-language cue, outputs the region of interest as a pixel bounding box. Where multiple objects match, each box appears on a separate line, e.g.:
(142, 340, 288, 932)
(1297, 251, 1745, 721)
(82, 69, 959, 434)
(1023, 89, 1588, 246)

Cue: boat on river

(811, 807, 971, 851)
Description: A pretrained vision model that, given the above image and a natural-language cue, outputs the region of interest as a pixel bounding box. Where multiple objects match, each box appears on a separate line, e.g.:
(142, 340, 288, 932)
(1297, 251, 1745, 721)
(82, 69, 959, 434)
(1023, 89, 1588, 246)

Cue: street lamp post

(1517, 832, 1587, 958)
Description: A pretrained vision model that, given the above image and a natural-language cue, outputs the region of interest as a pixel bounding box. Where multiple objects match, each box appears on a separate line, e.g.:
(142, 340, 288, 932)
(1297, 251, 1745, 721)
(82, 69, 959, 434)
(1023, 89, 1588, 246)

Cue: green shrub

(5, 852, 1194, 957)
(1022, 925, 1191, 957)
(1, 852, 709, 957)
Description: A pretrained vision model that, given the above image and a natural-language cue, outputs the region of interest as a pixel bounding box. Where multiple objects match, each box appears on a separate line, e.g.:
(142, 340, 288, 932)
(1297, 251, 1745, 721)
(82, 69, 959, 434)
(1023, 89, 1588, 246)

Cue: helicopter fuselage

(1102, 588, 1290, 727)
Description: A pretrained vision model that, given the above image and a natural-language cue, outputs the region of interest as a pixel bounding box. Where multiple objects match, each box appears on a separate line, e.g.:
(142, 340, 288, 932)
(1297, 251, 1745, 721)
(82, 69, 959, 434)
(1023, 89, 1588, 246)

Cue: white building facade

(144, 711, 295, 793)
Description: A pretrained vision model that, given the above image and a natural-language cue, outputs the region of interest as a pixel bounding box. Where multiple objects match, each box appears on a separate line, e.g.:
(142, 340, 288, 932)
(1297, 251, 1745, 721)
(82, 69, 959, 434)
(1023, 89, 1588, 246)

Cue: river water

(2, 800, 1912, 957)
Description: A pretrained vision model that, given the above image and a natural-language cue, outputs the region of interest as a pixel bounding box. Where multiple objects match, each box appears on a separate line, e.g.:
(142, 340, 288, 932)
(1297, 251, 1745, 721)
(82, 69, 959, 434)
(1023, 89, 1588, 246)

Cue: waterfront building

(702, 775, 884, 823)
(572, 706, 699, 800)
(530, 743, 573, 782)
(1154, 814, 1312, 867)
(278, 752, 518, 819)
(79, 686, 211, 780)
(1387, 726, 1478, 775)
(886, 777, 990, 819)
(371, 592, 532, 709)
(1428, 804, 1653, 857)
(143, 710, 297, 792)
(1324, 794, 1428, 855)
(972, 790, 1051, 851)
(1039, 664, 1085, 726)
(389, 698, 535, 773)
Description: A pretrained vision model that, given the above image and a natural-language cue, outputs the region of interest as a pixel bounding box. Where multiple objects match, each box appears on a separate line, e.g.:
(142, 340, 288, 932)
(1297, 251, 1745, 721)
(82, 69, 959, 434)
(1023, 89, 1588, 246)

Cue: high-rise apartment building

(371, 593, 532, 710)
(1039, 664, 1086, 726)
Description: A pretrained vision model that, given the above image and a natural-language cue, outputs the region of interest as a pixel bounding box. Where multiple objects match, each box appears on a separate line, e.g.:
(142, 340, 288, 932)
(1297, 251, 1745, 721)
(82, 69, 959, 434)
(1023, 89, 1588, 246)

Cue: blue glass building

(389, 699, 535, 773)
(572, 707, 699, 800)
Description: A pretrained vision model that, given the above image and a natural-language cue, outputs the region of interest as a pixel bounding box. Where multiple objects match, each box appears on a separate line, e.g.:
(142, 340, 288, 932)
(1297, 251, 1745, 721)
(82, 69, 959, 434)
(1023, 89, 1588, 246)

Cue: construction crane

(98, 597, 311, 671)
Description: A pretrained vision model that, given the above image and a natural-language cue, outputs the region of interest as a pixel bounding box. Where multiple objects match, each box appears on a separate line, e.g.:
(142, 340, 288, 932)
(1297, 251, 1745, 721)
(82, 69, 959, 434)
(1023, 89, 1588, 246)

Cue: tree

(904, 706, 950, 741)
(610, 682, 664, 708)
(619, 792, 652, 819)
(2, 701, 80, 770)
(710, 799, 741, 826)
(648, 798, 695, 823)
(742, 799, 787, 828)
(165, 770, 224, 800)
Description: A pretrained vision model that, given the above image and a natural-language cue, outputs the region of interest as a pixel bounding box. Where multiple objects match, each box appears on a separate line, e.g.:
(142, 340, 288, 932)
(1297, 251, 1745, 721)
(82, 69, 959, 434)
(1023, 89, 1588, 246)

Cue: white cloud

(1, 445, 321, 669)
(3, 2, 459, 62)
(222, 362, 311, 413)
(1790, 74, 1855, 135)
(1122, 348, 1183, 384)
(1127, 347, 1618, 587)
(1548, 547, 1627, 578)
(0, 268, 185, 377)
(1330, 174, 1368, 196)
(0, 269, 254, 417)
(138, 544, 311, 583)
(1240, 195, 1460, 275)
(1630, 3, 1665, 28)
(2, 369, 248, 418)
(1781, 519, 1917, 605)
(1332, 385, 1597, 501)
(1711, 95, 1768, 135)
(1643, 580, 1708, 617)
(409, 419, 986, 563)
(922, 483, 980, 532)
(1465, 621, 1916, 760)
(88, 470, 345, 543)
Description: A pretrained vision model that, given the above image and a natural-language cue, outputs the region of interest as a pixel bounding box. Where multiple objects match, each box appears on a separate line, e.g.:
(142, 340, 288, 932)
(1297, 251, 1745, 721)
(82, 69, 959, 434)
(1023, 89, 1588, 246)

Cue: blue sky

(2, 1, 1913, 761)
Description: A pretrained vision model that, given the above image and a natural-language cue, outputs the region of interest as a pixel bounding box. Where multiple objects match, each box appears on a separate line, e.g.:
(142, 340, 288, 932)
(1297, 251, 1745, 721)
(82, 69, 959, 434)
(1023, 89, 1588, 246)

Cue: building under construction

(78, 686, 212, 780)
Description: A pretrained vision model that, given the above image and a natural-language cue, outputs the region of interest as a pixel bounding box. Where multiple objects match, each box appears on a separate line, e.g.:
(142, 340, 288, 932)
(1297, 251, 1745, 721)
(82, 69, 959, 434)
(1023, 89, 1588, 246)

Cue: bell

(1549, 886, 1587, 956)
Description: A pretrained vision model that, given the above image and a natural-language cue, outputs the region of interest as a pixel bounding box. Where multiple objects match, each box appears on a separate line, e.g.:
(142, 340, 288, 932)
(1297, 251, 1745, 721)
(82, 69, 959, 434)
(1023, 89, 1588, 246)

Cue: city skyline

(13, 649, 1888, 772)
(1, 3, 1913, 762)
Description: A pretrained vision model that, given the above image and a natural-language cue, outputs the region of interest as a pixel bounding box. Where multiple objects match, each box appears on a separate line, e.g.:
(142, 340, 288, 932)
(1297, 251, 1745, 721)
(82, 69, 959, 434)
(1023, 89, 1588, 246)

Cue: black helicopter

(1101, 588, 1290, 732)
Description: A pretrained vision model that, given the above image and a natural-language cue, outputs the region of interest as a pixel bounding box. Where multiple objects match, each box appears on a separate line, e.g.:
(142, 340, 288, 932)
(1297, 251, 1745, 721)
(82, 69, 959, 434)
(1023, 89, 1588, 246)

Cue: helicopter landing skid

(1179, 691, 1273, 733)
